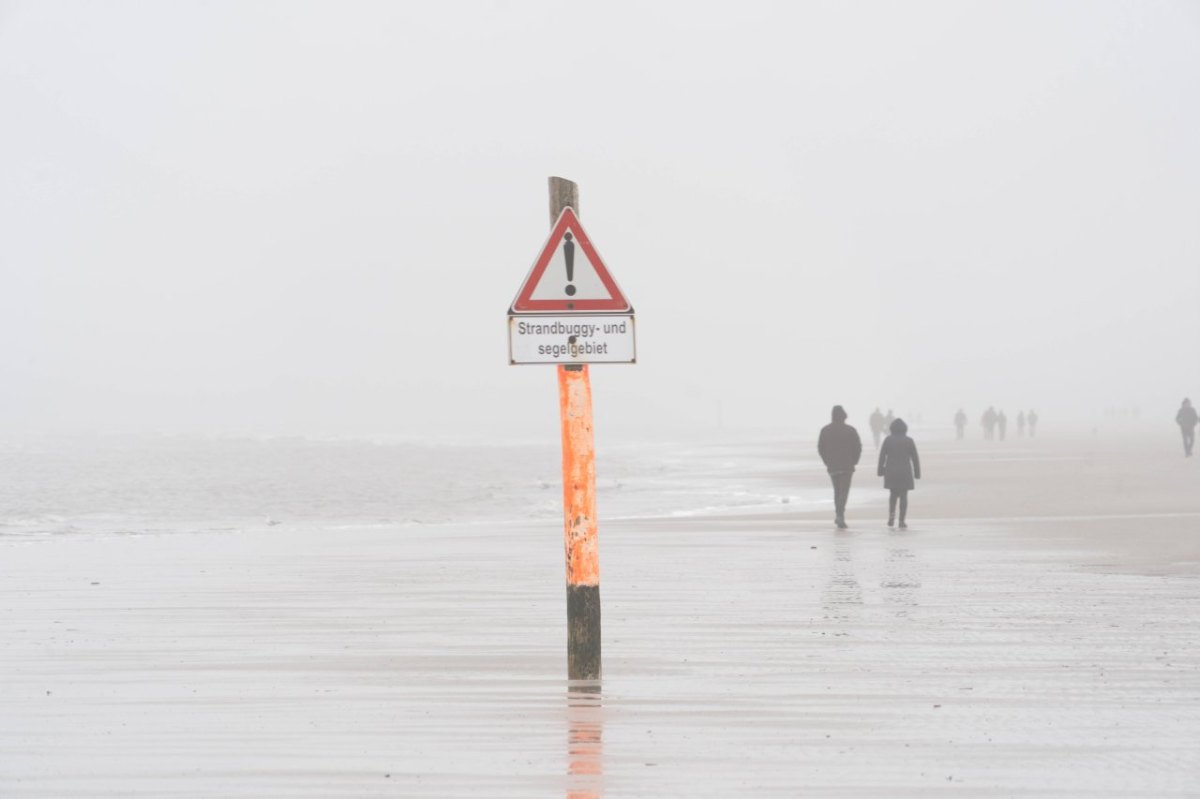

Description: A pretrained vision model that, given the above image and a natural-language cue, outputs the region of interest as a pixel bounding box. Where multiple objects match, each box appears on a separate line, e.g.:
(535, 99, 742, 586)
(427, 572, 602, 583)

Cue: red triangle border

(509, 207, 631, 313)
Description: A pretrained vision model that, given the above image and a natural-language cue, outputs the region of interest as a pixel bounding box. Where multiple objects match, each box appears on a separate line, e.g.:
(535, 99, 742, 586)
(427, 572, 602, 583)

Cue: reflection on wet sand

(822, 532, 863, 624)
(566, 682, 603, 798)
(822, 529, 924, 625)
(882, 531, 922, 617)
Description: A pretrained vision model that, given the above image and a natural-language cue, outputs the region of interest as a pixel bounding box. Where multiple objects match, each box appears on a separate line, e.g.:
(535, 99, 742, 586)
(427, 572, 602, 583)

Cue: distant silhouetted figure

(981, 406, 997, 440)
(868, 407, 885, 448)
(1017, 411, 1026, 437)
(1028, 409, 1039, 437)
(818, 405, 863, 530)
(884, 409, 895, 431)
(997, 410, 1008, 441)
(878, 418, 921, 529)
(1177, 399, 1198, 457)
(954, 409, 967, 440)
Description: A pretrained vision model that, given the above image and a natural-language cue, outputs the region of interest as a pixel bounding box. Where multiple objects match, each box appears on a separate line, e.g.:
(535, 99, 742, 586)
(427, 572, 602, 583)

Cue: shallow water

(0, 435, 821, 537)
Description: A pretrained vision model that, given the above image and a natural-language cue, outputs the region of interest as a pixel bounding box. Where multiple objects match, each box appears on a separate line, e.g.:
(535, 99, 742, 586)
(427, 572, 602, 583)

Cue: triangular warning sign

(509, 207, 631, 313)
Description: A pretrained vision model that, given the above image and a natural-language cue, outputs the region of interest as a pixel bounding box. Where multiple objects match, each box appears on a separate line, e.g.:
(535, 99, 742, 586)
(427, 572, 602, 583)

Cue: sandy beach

(2, 433, 1199, 797)
(6, 1, 1198, 796)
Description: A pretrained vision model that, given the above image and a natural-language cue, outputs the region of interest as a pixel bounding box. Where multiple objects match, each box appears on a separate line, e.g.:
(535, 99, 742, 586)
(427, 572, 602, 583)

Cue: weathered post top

(549, 176, 579, 224)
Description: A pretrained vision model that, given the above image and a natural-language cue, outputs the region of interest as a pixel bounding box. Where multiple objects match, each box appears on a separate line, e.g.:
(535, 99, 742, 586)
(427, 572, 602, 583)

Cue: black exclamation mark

(563, 231, 576, 296)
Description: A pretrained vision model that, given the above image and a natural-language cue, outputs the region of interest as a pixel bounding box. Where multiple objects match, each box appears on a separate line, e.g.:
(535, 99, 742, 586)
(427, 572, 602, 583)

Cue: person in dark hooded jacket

(877, 417, 921, 529)
(818, 405, 862, 529)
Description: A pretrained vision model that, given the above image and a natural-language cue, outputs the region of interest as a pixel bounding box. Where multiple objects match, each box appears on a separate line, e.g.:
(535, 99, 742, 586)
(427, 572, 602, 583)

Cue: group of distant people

(814, 399, 1199, 531)
(818, 406, 920, 530)
(951, 407, 1038, 441)
(866, 408, 895, 448)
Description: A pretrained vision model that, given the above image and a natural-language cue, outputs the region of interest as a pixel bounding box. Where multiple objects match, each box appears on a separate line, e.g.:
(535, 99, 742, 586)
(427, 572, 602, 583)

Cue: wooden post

(550, 176, 601, 681)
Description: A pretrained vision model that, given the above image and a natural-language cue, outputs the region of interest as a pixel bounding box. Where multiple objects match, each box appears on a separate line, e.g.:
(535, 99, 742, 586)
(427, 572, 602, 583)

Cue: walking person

(954, 408, 967, 440)
(981, 406, 997, 440)
(1176, 398, 1198, 457)
(1027, 409, 1038, 437)
(997, 410, 1008, 441)
(818, 405, 863, 530)
(1017, 410, 1026, 437)
(878, 417, 921, 529)
(869, 407, 885, 448)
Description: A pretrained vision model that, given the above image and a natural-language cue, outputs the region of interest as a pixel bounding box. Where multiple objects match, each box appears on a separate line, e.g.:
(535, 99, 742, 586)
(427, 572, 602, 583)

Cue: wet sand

(2, 435, 1199, 796)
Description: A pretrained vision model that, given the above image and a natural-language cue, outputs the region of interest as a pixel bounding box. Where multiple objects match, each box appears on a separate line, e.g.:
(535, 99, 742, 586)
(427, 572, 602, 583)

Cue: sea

(0, 435, 823, 539)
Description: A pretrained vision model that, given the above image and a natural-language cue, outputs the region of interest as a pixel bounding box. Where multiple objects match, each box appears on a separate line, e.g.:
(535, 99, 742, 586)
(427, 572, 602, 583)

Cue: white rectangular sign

(508, 314, 636, 365)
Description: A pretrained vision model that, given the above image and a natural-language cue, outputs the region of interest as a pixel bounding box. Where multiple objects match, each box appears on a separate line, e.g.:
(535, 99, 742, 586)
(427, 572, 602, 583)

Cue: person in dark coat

(868, 408, 885, 448)
(1176, 398, 1198, 457)
(954, 408, 967, 440)
(877, 417, 921, 529)
(981, 406, 997, 440)
(818, 405, 863, 530)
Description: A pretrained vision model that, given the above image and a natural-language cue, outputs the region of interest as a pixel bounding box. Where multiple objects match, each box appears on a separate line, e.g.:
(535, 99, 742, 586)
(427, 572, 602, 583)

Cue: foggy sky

(2, 1, 1198, 442)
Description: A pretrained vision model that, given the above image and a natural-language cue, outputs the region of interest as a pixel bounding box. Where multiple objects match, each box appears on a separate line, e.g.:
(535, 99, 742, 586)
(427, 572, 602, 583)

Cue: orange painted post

(549, 176, 601, 681)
